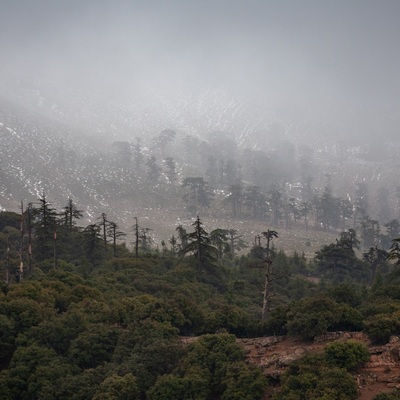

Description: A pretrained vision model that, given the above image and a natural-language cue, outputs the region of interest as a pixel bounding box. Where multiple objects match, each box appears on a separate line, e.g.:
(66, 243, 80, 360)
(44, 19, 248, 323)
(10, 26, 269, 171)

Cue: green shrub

(0, 315, 15, 362)
(373, 391, 400, 400)
(68, 324, 120, 368)
(221, 362, 267, 400)
(180, 333, 245, 394)
(264, 306, 288, 336)
(372, 284, 400, 301)
(147, 368, 210, 400)
(92, 373, 140, 400)
(273, 353, 358, 400)
(150, 334, 266, 400)
(324, 340, 370, 370)
(328, 283, 363, 307)
(332, 304, 364, 331)
(364, 316, 396, 344)
(286, 296, 341, 340)
(362, 300, 400, 318)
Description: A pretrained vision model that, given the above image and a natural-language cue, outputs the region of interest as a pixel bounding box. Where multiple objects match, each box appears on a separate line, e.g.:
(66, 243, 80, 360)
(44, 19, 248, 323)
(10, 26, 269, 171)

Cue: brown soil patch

(236, 333, 400, 400)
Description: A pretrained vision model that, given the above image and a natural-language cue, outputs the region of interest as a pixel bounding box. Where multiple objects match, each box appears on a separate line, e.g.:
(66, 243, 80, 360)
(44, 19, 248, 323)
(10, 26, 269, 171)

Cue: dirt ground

(236, 333, 400, 400)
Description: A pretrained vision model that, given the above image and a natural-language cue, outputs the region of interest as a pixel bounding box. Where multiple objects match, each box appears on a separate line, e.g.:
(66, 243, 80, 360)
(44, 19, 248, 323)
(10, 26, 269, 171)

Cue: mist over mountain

(4, 7, 400, 400)
(1, 0, 399, 148)
(1, 0, 400, 252)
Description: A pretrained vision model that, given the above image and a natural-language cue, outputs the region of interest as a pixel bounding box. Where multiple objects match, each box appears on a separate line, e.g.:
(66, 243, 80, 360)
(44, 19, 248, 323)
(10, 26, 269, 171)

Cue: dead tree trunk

(19, 201, 24, 282)
(261, 259, 273, 321)
(134, 217, 139, 258)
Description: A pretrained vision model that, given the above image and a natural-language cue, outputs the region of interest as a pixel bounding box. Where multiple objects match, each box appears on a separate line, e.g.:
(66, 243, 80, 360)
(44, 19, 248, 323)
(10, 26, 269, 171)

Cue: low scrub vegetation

(0, 207, 400, 399)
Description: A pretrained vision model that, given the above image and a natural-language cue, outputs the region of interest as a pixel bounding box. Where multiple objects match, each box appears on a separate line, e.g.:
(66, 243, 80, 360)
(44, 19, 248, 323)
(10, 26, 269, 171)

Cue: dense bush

(150, 334, 267, 400)
(373, 391, 400, 400)
(324, 340, 370, 370)
(331, 303, 364, 331)
(364, 315, 398, 344)
(4, 207, 400, 400)
(273, 353, 358, 400)
(221, 362, 267, 400)
(328, 283, 364, 307)
(0, 314, 15, 363)
(264, 306, 288, 336)
(361, 299, 400, 318)
(68, 324, 120, 369)
(92, 373, 140, 400)
(286, 296, 340, 340)
(286, 294, 365, 340)
(147, 369, 210, 400)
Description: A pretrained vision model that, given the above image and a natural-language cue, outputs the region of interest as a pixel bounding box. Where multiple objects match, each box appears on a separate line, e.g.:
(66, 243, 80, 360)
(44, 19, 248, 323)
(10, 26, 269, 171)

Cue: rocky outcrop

(237, 333, 400, 399)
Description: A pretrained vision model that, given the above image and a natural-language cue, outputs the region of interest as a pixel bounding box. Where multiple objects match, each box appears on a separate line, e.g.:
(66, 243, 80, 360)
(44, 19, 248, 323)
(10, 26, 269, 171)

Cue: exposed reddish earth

(238, 332, 400, 399)
(182, 332, 400, 399)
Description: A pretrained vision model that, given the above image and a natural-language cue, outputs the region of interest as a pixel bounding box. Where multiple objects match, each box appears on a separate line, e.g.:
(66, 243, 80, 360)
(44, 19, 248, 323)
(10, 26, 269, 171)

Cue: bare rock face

(239, 336, 313, 380)
(241, 336, 285, 348)
(314, 331, 344, 342)
(276, 354, 300, 367)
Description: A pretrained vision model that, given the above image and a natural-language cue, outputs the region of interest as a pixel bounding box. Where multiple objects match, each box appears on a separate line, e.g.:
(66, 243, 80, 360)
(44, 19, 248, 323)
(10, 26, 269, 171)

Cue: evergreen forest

(1, 195, 400, 400)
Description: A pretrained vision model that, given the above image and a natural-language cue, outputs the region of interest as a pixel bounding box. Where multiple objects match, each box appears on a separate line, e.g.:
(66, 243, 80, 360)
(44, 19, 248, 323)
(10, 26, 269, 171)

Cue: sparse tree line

(182, 179, 399, 238)
(111, 135, 400, 242)
(106, 131, 400, 228)
(0, 195, 252, 285)
(0, 195, 131, 282)
(3, 188, 400, 291)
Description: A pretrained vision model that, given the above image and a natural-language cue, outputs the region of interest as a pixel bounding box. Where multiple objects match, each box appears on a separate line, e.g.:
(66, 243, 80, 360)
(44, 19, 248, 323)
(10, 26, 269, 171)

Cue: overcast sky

(1, 0, 399, 145)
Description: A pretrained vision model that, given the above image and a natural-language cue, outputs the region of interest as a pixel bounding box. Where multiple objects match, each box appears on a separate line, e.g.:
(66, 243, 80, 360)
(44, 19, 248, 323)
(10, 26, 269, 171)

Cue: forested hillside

(1, 204, 400, 399)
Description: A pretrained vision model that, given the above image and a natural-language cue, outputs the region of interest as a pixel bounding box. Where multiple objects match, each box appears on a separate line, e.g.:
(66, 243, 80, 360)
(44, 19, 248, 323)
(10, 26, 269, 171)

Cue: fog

(1, 0, 399, 146)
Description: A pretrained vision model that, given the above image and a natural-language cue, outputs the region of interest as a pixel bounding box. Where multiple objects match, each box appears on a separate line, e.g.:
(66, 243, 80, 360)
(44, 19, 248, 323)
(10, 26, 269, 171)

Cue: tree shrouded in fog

(153, 129, 176, 158)
(224, 183, 243, 219)
(111, 141, 132, 171)
(146, 156, 162, 184)
(164, 157, 177, 184)
(182, 177, 214, 213)
(319, 186, 340, 231)
(353, 182, 369, 228)
(268, 186, 283, 227)
(244, 185, 267, 220)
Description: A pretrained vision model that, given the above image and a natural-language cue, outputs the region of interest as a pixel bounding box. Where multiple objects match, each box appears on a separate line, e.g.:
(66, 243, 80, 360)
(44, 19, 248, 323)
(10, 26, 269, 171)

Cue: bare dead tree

(5, 236, 10, 285)
(250, 229, 285, 321)
(53, 222, 57, 269)
(26, 203, 33, 276)
(133, 217, 139, 258)
(19, 201, 24, 282)
(99, 213, 108, 252)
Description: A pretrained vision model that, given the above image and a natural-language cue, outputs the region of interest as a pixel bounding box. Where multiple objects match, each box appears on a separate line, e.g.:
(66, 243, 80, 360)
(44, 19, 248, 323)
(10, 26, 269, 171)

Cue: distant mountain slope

(1, 94, 400, 252)
(0, 97, 175, 227)
(0, 97, 104, 210)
